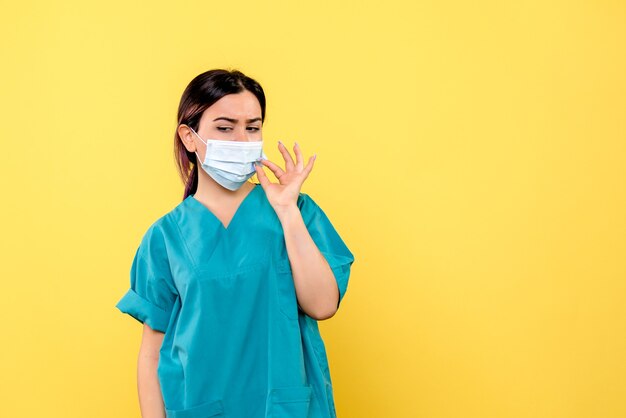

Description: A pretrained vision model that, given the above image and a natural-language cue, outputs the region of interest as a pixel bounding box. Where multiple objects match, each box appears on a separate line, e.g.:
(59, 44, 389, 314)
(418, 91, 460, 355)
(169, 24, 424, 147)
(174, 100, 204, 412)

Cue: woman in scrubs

(116, 69, 355, 418)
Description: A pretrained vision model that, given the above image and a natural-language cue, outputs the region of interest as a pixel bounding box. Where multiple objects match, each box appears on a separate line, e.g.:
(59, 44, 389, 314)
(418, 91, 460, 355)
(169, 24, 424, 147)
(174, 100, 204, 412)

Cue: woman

(116, 69, 355, 418)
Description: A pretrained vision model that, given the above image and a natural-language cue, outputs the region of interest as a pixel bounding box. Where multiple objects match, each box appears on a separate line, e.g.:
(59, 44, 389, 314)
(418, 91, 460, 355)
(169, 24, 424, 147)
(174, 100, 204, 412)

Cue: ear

(178, 124, 197, 153)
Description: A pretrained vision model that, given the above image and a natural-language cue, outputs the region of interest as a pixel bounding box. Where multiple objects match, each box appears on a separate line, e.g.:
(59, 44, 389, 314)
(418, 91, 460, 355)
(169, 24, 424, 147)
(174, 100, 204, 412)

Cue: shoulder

(297, 191, 321, 211)
(136, 199, 187, 258)
(297, 191, 334, 226)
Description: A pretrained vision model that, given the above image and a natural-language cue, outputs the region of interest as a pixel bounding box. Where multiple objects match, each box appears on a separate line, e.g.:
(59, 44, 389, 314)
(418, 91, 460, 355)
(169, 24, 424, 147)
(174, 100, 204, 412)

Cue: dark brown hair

(174, 69, 266, 200)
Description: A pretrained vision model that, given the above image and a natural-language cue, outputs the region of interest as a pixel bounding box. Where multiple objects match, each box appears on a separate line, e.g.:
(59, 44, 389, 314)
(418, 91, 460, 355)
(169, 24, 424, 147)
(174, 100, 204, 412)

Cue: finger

(254, 162, 272, 188)
(293, 142, 304, 170)
(302, 154, 316, 179)
(260, 158, 285, 180)
(278, 141, 295, 171)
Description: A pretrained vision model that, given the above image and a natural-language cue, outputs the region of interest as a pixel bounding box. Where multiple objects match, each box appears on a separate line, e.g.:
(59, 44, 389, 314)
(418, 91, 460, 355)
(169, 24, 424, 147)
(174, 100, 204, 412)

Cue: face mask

(190, 127, 267, 191)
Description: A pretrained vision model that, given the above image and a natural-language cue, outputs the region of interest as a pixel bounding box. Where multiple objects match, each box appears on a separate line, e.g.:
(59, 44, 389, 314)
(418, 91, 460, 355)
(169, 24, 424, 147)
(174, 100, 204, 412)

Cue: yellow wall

(1, 1, 624, 417)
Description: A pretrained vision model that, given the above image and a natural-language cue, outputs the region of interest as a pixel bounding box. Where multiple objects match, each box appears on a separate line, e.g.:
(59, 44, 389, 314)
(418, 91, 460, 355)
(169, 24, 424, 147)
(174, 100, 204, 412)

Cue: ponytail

(183, 164, 198, 200)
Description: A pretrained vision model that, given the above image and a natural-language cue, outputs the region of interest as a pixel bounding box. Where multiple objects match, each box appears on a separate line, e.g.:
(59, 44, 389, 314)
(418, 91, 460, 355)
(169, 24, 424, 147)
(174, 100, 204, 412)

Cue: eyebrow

(213, 116, 262, 123)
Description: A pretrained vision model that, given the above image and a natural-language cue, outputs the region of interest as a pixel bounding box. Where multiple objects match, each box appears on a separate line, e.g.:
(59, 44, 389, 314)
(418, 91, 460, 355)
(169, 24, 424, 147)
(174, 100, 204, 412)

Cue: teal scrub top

(115, 183, 355, 418)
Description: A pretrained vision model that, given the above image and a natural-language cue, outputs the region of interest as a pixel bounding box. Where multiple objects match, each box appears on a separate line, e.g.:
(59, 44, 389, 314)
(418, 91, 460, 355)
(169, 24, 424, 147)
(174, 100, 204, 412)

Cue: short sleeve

(115, 223, 179, 333)
(298, 193, 355, 309)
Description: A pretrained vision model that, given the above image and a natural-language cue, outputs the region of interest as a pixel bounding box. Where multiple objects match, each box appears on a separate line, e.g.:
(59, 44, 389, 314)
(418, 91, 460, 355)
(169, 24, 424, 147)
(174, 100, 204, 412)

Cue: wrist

(275, 203, 300, 223)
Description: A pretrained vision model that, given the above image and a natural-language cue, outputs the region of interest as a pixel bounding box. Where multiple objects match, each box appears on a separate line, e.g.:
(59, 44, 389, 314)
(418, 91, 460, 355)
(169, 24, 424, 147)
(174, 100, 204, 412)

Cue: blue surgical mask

(190, 127, 266, 191)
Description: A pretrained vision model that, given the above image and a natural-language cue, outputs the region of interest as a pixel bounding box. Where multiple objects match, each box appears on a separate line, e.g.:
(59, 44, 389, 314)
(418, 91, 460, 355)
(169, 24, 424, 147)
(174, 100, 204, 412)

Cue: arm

(137, 323, 166, 418)
(277, 204, 339, 320)
(254, 141, 339, 320)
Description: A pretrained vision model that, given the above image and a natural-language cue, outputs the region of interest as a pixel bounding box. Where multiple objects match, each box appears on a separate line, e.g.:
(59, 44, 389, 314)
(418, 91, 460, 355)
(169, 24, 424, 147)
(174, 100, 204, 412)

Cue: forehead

(203, 90, 262, 119)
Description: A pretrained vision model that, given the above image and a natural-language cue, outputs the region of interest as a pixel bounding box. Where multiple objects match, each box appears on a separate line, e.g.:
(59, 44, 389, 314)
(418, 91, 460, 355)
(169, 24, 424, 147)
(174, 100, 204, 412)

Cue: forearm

(137, 351, 166, 418)
(277, 204, 338, 320)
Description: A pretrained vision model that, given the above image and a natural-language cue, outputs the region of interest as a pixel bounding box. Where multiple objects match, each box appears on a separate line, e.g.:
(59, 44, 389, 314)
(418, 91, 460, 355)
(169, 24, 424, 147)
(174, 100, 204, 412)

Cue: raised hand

(254, 141, 316, 215)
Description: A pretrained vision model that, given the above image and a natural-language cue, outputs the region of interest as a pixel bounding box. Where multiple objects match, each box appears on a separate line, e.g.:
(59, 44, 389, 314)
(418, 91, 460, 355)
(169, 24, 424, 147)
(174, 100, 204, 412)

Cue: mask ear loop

(188, 126, 208, 163)
(188, 126, 208, 146)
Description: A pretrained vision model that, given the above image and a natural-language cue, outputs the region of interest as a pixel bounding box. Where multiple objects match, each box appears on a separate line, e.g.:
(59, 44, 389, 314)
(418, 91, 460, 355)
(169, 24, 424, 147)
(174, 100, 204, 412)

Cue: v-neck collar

(188, 183, 260, 231)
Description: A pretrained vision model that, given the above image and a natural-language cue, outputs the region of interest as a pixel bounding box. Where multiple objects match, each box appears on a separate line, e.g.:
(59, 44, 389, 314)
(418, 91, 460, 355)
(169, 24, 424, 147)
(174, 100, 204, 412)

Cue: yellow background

(1, 1, 624, 417)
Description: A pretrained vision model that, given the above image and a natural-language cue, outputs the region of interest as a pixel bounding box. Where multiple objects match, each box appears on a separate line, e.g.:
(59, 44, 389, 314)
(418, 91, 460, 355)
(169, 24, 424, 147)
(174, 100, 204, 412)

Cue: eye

(217, 127, 232, 132)
(247, 127, 260, 132)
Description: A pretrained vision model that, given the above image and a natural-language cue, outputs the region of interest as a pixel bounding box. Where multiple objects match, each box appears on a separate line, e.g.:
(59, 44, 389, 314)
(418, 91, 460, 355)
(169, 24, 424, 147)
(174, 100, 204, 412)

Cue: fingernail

(295, 141, 299, 147)
(313, 154, 317, 159)
(278, 140, 283, 145)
